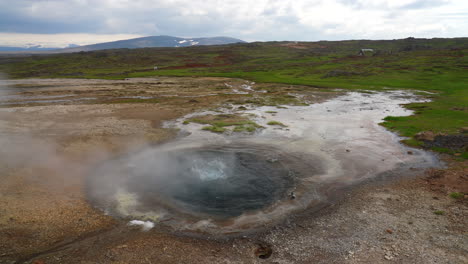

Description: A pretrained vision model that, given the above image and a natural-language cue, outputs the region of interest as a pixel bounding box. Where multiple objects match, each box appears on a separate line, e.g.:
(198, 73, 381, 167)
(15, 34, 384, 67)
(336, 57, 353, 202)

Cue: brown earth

(0, 77, 466, 264)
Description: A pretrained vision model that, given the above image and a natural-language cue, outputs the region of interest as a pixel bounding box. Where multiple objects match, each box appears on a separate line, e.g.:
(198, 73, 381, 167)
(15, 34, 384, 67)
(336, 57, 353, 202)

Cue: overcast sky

(0, 0, 467, 47)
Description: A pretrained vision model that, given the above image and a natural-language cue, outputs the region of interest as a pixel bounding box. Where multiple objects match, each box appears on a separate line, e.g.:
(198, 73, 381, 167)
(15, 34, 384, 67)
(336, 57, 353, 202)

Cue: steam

(128, 220, 155, 231)
(0, 74, 112, 195)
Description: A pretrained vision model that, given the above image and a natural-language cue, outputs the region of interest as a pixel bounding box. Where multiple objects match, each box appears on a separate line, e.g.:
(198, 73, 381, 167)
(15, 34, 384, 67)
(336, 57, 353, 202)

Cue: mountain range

(0, 36, 246, 53)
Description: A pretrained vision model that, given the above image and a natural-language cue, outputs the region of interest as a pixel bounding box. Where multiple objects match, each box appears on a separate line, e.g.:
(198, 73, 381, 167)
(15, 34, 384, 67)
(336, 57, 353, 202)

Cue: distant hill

(0, 44, 79, 53)
(58, 36, 245, 53)
(0, 36, 245, 54)
(0, 45, 58, 52)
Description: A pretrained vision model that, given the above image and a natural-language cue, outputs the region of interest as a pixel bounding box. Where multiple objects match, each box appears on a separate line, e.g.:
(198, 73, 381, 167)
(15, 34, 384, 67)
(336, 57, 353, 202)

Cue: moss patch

(449, 192, 464, 199)
(185, 114, 263, 134)
(267, 121, 287, 127)
(434, 210, 445, 215)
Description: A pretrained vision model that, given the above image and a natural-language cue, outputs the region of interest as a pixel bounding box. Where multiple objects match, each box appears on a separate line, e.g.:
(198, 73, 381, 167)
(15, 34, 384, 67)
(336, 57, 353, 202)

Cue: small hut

(358, 49, 375, 56)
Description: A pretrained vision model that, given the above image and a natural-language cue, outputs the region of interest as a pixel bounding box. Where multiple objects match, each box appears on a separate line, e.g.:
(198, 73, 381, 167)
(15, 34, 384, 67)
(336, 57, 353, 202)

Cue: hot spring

(86, 91, 440, 235)
(86, 142, 326, 234)
(145, 147, 296, 218)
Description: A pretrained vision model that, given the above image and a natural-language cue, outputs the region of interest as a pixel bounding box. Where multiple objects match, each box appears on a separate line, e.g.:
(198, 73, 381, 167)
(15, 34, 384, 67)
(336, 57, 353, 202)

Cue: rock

(290, 192, 296, 200)
(267, 158, 278, 163)
(386, 229, 393, 234)
(254, 244, 272, 259)
(346, 149, 351, 152)
(425, 134, 468, 151)
(415, 131, 435, 141)
(460, 127, 468, 133)
(105, 251, 116, 261)
(407, 151, 413, 155)
(451, 107, 467, 111)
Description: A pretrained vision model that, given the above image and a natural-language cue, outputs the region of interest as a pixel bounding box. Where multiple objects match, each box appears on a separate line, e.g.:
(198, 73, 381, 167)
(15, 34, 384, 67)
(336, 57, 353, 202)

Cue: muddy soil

(0, 77, 466, 264)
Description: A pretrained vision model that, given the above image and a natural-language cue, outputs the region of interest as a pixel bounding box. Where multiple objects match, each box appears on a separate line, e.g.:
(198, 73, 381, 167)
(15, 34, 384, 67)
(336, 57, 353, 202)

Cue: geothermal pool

(86, 90, 440, 235)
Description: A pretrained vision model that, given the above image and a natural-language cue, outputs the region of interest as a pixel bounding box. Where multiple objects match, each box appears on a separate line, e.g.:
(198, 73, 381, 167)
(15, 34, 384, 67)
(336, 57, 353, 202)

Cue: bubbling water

(86, 143, 324, 233)
(191, 157, 228, 181)
(131, 149, 296, 218)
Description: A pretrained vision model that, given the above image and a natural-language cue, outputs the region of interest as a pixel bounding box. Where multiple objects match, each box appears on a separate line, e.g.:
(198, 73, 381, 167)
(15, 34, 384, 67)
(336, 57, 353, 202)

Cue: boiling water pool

(125, 147, 298, 218)
(87, 143, 323, 232)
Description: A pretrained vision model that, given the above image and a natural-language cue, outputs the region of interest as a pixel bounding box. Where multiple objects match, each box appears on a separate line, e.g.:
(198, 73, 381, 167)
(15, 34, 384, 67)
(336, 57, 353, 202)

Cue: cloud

(0, 0, 467, 47)
(399, 0, 449, 10)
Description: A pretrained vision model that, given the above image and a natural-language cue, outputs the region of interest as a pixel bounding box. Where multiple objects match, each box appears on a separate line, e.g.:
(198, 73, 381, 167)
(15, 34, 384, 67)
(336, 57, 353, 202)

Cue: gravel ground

(0, 78, 466, 264)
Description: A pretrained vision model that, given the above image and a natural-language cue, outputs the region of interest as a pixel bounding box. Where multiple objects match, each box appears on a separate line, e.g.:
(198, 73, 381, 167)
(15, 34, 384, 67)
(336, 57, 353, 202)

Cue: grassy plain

(1, 37, 466, 156)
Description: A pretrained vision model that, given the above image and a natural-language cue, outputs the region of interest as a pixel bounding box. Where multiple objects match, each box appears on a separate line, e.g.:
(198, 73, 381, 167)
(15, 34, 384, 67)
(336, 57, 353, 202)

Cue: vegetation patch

(240, 94, 307, 107)
(185, 114, 263, 134)
(434, 210, 445, 215)
(267, 121, 287, 127)
(449, 192, 464, 199)
(202, 125, 227, 133)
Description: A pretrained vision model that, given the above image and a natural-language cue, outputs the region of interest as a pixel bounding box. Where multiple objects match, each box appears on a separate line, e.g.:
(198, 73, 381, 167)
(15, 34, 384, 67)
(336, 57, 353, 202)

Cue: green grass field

(1, 37, 466, 157)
